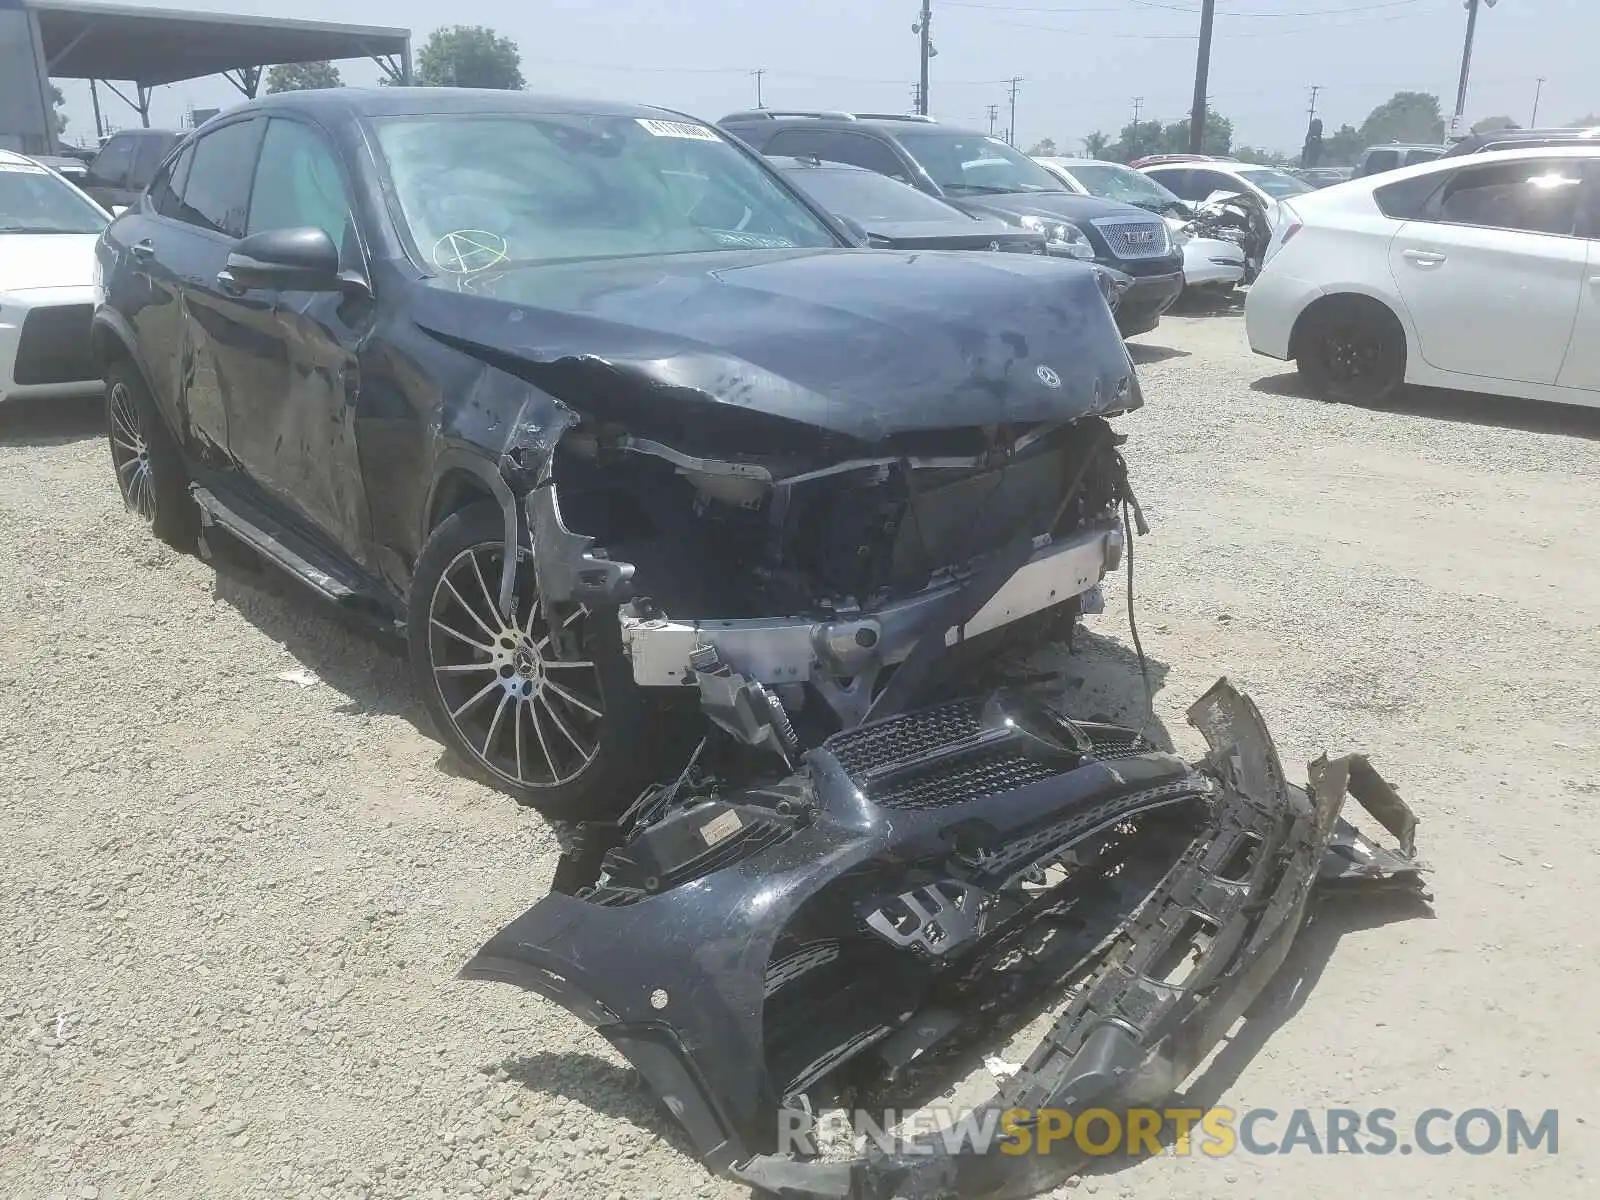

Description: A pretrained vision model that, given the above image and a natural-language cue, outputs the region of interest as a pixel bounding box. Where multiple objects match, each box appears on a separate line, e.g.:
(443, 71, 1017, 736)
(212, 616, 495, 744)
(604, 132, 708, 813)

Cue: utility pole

(986, 104, 999, 135)
(1007, 76, 1022, 146)
(751, 68, 766, 109)
(1187, 0, 1217, 153)
(89, 79, 105, 142)
(1530, 75, 1544, 127)
(1452, 0, 1498, 140)
(1307, 85, 1321, 124)
(1132, 96, 1143, 125)
(915, 0, 932, 116)
(910, 83, 922, 114)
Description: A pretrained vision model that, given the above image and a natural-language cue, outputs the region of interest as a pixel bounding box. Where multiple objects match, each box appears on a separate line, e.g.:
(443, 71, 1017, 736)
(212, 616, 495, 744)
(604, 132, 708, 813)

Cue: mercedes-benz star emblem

(1036, 364, 1061, 389)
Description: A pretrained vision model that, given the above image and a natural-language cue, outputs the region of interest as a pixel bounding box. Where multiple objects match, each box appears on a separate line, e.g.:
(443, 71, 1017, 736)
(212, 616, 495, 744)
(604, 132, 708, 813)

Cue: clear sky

(53, 0, 1598, 154)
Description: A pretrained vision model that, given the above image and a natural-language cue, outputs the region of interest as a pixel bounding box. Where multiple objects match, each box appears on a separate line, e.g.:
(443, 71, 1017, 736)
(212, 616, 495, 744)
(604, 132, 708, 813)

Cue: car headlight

(1020, 215, 1096, 259)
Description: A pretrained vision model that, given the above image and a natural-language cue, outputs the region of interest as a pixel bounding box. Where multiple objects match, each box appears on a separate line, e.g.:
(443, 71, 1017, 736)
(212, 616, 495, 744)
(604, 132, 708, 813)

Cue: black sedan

(92, 88, 1140, 819)
(770, 156, 1046, 253)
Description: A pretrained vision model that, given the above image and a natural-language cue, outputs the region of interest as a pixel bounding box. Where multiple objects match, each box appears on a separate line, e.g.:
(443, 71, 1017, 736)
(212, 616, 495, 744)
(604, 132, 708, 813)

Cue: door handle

(1402, 249, 1447, 268)
(130, 240, 155, 262)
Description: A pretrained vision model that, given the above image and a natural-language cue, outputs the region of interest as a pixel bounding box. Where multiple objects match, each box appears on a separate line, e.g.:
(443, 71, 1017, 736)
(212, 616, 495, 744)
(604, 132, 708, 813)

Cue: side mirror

(835, 214, 872, 247)
(219, 226, 347, 294)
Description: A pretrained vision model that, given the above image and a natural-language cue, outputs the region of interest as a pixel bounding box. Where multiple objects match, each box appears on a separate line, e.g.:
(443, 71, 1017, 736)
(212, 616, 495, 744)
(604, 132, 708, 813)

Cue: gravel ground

(3, 301, 1599, 1200)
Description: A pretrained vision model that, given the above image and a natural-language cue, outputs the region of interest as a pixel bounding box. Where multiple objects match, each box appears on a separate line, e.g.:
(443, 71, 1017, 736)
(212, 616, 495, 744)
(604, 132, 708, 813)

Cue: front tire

(105, 358, 198, 549)
(1295, 298, 1406, 405)
(407, 502, 657, 820)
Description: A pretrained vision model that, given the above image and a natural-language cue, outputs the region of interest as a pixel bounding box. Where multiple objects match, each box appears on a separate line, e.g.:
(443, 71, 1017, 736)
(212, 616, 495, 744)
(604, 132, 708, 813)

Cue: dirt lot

(3, 303, 1598, 1200)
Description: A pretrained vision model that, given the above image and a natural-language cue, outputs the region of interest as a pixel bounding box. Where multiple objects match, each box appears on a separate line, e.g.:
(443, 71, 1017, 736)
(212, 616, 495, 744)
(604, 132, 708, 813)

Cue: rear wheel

(407, 502, 658, 820)
(105, 359, 198, 549)
(1295, 298, 1406, 405)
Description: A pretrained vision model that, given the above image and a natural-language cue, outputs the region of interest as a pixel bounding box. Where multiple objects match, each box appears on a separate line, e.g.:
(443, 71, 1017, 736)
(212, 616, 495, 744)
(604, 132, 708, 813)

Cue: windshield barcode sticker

(637, 119, 720, 141)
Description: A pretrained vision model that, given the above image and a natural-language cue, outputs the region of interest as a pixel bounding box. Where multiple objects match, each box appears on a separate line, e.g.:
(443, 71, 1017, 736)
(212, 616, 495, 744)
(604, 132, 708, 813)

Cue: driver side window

(246, 118, 356, 251)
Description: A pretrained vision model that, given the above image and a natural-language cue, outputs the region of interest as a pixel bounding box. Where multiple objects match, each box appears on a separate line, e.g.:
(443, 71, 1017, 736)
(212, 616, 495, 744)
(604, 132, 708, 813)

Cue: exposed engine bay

(461, 679, 1426, 1198)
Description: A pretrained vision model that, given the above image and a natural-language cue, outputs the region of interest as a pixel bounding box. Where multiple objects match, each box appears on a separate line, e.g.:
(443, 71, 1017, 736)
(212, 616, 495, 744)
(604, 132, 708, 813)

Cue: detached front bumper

(1180, 236, 1247, 287)
(617, 518, 1124, 690)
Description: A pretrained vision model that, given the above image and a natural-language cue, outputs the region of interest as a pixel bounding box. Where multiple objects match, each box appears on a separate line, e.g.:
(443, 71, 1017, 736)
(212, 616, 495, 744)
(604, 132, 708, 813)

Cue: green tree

(265, 61, 343, 93)
(413, 25, 524, 89)
(1109, 118, 1163, 162)
(1082, 130, 1111, 158)
(1161, 107, 1232, 155)
(1470, 115, 1518, 134)
(1026, 137, 1058, 156)
(1359, 91, 1445, 146)
(49, 84, 67, 135)
(1322, 122, 1364, 165)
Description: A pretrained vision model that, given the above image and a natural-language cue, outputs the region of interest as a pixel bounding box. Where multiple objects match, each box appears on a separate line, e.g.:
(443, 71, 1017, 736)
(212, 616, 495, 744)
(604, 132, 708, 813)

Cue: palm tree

(1082, 131, 1112, 158)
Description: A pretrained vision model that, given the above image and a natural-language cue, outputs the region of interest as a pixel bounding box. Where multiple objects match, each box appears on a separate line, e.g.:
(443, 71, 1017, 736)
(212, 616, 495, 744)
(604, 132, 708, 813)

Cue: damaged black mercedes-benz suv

(92, 87, 1140, 818)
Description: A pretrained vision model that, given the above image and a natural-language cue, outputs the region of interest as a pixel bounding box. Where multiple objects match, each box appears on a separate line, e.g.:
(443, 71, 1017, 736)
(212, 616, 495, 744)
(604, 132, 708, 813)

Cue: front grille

(12, 304, 95, 386)
(1090, 216, 1173, 261)
(827, 698, 984, 775)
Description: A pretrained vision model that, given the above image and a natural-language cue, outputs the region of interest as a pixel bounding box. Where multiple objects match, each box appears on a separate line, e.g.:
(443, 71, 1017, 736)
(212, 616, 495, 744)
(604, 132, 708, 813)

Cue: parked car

(1438, 125, 1600, 158)
(1246, 146, 1600, 408)
(1353, 144, 1442, 178)
(31, 153, 89, 185)
(1, 149, 112, 404)
(718, 110, 1184, 336)
(1032, 156, 1246, 294)
(1295, 166, 1353, 188)
(93, 88, 1142, 819)
(767, 155, 1046, 253)
(81, 128, 184, 212)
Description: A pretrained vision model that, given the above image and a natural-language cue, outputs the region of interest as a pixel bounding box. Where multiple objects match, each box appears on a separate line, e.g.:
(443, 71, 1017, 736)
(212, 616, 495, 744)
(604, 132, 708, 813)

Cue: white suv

(1245, 146, 1600, 408)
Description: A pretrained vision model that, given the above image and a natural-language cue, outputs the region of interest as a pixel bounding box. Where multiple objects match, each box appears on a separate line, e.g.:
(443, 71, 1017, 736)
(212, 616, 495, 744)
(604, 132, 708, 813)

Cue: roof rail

(853, 113, 938, 123)
(718, 109, 858, 123)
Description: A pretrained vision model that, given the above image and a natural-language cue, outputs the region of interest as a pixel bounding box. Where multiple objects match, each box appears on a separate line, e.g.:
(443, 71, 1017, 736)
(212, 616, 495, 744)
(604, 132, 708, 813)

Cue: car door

(125, 141, 196, 435)
(1387, 157, 1587, 385)
(219, 114, 375, 561)
(1554, 165, 1600, 392)
(167, 116, 268, 480)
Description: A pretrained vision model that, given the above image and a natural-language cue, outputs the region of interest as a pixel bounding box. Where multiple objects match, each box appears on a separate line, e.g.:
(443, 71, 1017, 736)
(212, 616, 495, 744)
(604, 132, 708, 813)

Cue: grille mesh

(13, 304, 95, 386)
(1090, 217, 1172, 261)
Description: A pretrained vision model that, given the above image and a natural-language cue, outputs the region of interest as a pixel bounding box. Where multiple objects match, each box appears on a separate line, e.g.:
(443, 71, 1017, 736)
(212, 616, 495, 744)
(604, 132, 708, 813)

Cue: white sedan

(0, 149, 111, 404)
(1246, 146, 1600, 408)
(1033, 156, 1246, 291)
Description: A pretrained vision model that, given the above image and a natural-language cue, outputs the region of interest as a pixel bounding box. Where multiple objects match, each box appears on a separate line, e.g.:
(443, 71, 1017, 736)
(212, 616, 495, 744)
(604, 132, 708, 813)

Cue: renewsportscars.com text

(780, 1107, 1559, 1158)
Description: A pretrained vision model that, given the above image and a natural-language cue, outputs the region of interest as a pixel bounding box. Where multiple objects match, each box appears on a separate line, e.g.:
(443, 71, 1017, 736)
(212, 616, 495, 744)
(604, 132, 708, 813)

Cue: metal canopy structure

(28, 0, 410, 128)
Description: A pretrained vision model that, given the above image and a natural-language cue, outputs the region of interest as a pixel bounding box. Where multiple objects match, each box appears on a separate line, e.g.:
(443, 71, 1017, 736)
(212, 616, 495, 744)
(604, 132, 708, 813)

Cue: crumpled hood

(0, 234, 99, 293)
(414, 247, 1139, 446)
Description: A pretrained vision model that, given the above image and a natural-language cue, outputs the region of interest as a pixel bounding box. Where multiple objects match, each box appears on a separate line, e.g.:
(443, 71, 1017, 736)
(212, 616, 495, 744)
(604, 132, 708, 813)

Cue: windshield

(1236, 168, 1314, 199)
(779, 164, 970, 223)
(894, 131, 1066, 195)
(0, 159, 107, 234)
(1059, 162, 1181, 209)
(372, 114, 840, 269)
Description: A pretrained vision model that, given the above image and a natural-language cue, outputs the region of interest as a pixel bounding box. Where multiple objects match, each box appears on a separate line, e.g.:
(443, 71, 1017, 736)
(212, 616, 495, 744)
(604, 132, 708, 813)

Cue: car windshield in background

(1236, 168, 1314, 199)
(372, 113, 840, 268)
(1064, 163, 1181, 208)
(0, 160, 107, 234)
(894, 131, 1067, 195)
(780, 164, 971, 223)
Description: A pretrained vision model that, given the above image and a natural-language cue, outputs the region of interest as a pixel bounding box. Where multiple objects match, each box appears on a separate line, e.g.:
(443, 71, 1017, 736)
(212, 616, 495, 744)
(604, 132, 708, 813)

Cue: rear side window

(179, 118, 263, 237)
(764, 128, 847, 162)
(1433, 159, 1582, 236)
(1374, 173, 1441, 219)
(148, 142, 194, 218)
(129, 136, 173, 189)
(90, 136, 135, 184)
(818, 133, 911, 181)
